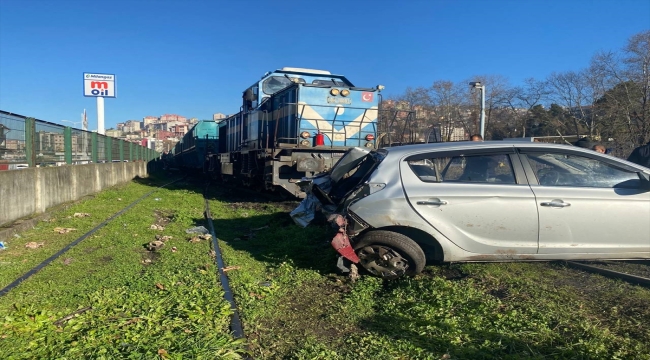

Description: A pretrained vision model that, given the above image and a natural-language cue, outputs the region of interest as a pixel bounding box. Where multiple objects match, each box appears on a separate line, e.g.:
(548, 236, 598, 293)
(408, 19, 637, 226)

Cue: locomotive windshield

(262, 76, 293, 95)
(312, 79, 349, 86)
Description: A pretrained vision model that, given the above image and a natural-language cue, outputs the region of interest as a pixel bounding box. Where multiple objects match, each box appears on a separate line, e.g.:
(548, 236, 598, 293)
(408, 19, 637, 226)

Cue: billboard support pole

(97, 97, 105, 135)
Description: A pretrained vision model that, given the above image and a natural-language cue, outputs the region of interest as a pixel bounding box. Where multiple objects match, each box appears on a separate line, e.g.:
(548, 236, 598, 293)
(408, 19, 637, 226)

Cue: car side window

(525, 152, 640, 188)
(408, 154, 516, 184)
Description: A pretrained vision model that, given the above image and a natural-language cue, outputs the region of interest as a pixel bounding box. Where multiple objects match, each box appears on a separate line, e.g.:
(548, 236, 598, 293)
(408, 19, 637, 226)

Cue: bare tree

(623, 30, 650, 144)
(429, 81, 469, 141)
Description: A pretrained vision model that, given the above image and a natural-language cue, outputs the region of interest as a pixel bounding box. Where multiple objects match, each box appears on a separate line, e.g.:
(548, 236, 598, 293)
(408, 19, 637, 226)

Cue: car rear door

(400, 148, 540, 255)
(518, 148, 650, 255)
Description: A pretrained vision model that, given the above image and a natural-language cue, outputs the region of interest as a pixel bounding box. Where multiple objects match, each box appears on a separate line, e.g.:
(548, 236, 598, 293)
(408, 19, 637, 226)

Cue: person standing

(627, 141, 650, 168)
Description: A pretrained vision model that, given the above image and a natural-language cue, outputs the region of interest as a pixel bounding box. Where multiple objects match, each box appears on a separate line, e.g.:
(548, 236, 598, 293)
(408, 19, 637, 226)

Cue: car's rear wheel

(354, 230, 425, 279)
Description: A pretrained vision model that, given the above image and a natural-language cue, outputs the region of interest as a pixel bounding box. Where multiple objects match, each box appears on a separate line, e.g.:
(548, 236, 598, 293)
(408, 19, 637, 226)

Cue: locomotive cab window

(312, 79, 349, 86)
(263, 76, 293, 95)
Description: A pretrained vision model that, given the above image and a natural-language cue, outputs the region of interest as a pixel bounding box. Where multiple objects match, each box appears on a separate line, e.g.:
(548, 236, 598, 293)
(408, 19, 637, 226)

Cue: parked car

(302, 141, 650, 279)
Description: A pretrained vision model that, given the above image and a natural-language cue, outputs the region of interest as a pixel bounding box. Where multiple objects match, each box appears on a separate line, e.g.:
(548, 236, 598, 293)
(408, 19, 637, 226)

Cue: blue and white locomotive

(210, 67, 384, 197)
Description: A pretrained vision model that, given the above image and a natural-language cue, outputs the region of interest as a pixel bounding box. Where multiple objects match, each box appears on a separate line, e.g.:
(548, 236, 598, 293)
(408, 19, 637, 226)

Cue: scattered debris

(155, 283, 165, 290)
(349, 264, 360, 283)
(249, 292, 264, 299)
(141, 259, 152, 264)
(150, 224, 165, 231)
(117, 198, 122, 201)
(290, 192, 321, 227)
(222, 266, 241, 272)
(25, 242, 45, 249)
(63, 258, 73, 265)
(154, 198, 161, 201)
(155, 235, 173, 242)
(53, 227, 77, 234)
(171, 247, 177, 252)
(242, 225, 270, 240)
(259, 281, 272, 287)
(13, 233, 21, 238)
(208, 250, 216, 258)
(0, 242, 6, 250)
(53, 307, 92, 326)
(147, 240, 165, 251)
(188, 234, 212, 243)
(242, 212, 249, 218)
(185, 226, 209, 235)
(157, 349, 169, 359)
(73, 213, 91, 218)
(233, 237, 242, 241)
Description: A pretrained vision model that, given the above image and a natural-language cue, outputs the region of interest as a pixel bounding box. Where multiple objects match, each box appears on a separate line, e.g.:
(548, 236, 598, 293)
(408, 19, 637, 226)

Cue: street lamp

(469, 82, 486, 139)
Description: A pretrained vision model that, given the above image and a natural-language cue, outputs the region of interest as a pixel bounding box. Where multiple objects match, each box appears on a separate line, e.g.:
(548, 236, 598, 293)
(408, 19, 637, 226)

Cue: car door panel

(401, 151, 539, 255)
(520, 150, 650, 254)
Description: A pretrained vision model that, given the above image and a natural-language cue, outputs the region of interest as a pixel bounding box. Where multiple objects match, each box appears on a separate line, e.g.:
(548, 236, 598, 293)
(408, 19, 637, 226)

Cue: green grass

(0, 176, 247, 359)
(3, 179, 650, 359)
(209, 189, 650, 359)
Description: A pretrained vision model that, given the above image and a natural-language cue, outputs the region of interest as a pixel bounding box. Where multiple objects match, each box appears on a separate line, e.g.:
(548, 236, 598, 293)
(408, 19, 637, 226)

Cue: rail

(565, 261, 650, 288)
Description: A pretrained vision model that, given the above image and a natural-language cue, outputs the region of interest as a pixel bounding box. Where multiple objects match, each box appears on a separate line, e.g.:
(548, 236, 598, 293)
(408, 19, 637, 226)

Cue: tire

(354, 230, 426, 279)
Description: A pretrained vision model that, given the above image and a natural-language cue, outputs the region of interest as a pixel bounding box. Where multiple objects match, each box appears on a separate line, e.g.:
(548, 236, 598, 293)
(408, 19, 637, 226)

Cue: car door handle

(540, 201, 571, 208)
(417, 200, 448, 206)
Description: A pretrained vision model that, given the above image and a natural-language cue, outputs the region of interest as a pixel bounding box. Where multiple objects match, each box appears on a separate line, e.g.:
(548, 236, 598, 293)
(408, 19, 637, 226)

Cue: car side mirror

(640, 172, 650, 191)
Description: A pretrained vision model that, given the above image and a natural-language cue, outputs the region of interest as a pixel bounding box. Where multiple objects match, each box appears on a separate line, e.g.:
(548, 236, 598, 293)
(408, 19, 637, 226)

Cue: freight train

(174, 67, 412, 197)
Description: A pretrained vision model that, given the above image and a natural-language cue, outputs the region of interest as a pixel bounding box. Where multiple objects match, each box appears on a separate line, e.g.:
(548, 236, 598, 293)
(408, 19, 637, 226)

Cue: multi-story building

(169, 123, 189, 138)
(143, 116, 158, 126)
(123, 120, 142, 134)
(106, 129, 122, 138)
(213, 113, 226, 121)
(160, 114, 187, 122)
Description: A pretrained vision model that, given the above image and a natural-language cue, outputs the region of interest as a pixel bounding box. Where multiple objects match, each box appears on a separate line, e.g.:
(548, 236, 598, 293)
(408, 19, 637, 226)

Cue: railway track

(203, 182, 246, 340)
(0, 178, 182, 297)
(565, 260, 650, 288)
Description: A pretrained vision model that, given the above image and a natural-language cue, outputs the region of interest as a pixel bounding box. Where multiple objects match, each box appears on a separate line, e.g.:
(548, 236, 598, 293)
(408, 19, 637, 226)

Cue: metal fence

(0, 110, 159, 170)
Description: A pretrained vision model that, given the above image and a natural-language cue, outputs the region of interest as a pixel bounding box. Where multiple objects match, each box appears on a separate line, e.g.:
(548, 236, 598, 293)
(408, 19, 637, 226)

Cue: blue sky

(0, 0, 648, 130)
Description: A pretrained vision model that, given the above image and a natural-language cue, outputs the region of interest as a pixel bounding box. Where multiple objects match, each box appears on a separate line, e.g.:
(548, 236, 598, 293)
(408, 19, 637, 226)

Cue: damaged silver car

(292, 142, 650, 279)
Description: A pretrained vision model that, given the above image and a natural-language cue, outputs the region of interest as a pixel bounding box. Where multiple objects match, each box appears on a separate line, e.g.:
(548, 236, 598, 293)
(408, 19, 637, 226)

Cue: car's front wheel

(354, 230, 425, 279)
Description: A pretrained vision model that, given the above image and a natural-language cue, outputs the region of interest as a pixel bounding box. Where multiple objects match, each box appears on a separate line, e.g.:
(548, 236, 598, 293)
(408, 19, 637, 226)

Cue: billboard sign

(83, 73, 116, 98)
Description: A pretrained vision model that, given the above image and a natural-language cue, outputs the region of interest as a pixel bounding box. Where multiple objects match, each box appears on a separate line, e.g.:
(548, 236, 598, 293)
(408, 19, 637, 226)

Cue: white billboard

(83, 73, 116, 98)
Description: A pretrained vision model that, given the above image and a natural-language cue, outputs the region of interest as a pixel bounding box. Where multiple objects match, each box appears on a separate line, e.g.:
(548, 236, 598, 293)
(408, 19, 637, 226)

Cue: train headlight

(365, 142, 374, 147)
(300, 140, 311, 146)
(365, 134, 375, 141)
(340, 89, 350, 97)
(330, 89, 340, 96)
(300, 131, 311, 138)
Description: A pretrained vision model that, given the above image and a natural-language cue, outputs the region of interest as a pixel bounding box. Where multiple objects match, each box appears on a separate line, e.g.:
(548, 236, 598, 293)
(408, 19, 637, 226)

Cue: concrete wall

(0, 161, 150, 227)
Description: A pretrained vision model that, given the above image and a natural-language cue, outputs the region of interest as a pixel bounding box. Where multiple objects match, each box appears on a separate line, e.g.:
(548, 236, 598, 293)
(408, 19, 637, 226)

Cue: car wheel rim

(357, 245, 409, 279)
